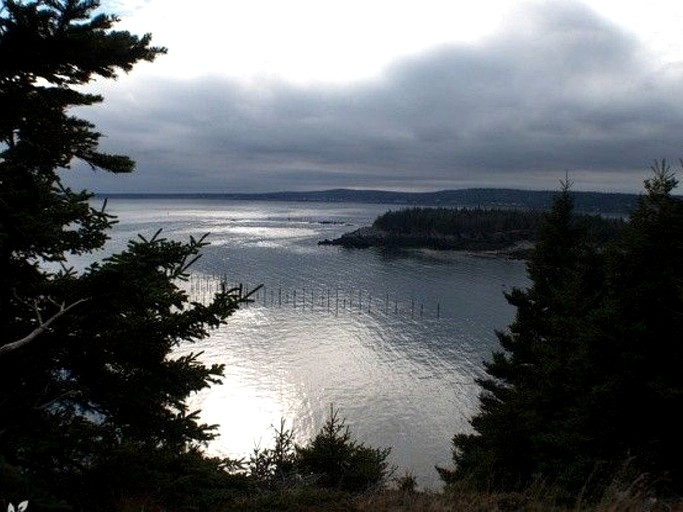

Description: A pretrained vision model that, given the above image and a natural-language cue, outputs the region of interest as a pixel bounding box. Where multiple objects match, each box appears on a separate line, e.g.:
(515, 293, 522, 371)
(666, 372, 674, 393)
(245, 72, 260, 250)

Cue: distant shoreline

(95, 187, 644, 215)
(318, 226, 536, 259)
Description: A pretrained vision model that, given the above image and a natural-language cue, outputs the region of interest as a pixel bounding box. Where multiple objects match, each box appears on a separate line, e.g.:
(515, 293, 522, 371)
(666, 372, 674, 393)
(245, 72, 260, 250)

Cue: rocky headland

(318, 225, 536, 258)
(319, 206, 624, 259)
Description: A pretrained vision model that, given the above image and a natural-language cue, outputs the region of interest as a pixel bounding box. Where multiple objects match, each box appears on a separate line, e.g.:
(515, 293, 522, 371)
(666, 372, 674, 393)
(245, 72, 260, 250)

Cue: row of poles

(187, 274, 443, 319)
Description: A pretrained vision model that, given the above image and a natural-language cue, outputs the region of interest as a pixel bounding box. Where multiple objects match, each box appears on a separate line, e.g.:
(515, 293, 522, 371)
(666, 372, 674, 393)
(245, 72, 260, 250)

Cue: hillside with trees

(320, 207, 624, 257)
(106, 188, 643, 216)
(440, 168, 683, 504)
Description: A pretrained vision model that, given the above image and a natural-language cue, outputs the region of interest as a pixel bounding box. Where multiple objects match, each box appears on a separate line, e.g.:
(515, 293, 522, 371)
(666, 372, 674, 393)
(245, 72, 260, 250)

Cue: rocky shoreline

(318, 226, 534, 259)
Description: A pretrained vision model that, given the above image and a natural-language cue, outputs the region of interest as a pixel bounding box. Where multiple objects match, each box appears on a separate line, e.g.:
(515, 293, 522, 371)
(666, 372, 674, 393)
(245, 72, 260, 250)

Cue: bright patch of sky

(104, 0, 683, 85)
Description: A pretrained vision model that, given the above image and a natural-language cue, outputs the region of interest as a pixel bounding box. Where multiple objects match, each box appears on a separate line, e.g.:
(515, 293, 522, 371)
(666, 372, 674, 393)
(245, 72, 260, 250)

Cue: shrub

(249, 407, 393, 494)
(296, 407, 392, 493)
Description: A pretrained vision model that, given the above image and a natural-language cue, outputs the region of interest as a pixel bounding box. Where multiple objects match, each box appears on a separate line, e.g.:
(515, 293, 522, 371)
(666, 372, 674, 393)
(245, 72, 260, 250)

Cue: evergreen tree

(296, 407, 392, 492)
(446, 169, 683, 497)
(248, 408, 392, 493)
(445, 182, 599, 489)
(0, 2, 248, 509)
(581, 161, 683, 489)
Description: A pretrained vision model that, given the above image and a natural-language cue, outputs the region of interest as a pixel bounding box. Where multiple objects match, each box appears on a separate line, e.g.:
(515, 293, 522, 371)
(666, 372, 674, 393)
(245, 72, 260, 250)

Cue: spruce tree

(0, 2, 248, 509)
(581, 162, 683, 490)
(447, 169, 683, 497)
(446, 183, 600, 489)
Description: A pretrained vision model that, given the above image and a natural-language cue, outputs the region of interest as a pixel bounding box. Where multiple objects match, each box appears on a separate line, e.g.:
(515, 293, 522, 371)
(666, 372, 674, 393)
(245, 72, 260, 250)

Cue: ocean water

(89, 198, 529, 489)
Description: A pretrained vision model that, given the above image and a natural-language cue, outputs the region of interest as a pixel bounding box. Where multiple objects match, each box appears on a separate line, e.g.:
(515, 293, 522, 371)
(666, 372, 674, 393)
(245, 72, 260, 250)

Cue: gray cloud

(67, 2, 683, 193)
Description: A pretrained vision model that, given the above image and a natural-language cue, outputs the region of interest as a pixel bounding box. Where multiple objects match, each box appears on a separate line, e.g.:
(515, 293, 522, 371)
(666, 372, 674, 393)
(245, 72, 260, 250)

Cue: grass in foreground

(216, 475, 682, 512)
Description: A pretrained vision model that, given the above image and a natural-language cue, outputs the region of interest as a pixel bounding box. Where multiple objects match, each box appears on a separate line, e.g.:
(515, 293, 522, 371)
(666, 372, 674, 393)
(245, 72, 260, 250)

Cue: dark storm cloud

(69, 2, 683, 193)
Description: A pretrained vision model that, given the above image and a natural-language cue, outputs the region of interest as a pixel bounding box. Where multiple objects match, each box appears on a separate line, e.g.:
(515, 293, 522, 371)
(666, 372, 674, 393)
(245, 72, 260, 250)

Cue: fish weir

(186, 274, 444, 320)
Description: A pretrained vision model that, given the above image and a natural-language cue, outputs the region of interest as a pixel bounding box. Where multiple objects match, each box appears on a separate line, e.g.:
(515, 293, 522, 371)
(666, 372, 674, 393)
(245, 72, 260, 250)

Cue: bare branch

(0, 298, 89, 357)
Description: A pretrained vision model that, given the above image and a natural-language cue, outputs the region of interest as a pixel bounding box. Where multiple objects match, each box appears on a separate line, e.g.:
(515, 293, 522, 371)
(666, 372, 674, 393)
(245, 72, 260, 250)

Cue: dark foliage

(373, 207, 544, 237)
(0, 2, 248, 510)
(358, 206, 622, 252)
(373, 207, 623, 242)
(445, 168, 683, 500)
(247, 418, 298, 489)
(248, 408, 392, 494)
(296, 408, 392, 493)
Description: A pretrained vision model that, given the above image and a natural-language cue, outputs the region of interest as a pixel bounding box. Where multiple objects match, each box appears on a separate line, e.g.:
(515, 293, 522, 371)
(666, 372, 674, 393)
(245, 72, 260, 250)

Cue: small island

(319, 207, 623, 258)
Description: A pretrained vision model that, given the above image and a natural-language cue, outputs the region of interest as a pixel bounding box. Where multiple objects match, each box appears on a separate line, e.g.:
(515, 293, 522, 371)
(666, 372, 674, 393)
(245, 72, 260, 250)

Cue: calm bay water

(90, 198, 529, 488)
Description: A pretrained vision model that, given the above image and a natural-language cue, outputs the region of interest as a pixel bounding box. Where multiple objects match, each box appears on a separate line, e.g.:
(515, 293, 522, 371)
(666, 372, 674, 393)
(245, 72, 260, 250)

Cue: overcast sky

(65, 0, 683, 193)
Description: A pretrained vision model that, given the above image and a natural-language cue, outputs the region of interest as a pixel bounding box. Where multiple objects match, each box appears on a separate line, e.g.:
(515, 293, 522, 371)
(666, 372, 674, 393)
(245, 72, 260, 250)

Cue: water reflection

(100, 198, 529, 488)
(181, 291, 505, 488)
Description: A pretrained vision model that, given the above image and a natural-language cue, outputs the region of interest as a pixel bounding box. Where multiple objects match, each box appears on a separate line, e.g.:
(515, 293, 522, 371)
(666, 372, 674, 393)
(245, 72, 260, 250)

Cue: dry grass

(354, 492, 680, 512)
(116, 473, 683, 511)
(229, 484, 682, 512)
(351, 470, 682, 512)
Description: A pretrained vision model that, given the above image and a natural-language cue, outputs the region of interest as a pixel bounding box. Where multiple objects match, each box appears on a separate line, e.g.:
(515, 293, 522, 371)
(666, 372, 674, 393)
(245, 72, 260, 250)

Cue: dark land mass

(319, 207, 625, 258)
(100, 188, 647, 215)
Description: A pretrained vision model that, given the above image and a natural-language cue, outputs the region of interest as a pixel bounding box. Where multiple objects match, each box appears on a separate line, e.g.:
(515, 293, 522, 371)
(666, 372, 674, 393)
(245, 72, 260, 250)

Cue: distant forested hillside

(102, 188, 643, 215)
(373, 207, 542, 237)
(320, 207, 625, 257)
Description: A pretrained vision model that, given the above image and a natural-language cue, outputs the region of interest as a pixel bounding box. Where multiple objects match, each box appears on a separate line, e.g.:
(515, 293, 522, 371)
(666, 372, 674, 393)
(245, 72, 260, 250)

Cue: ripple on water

(103, 198, 528, 489)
